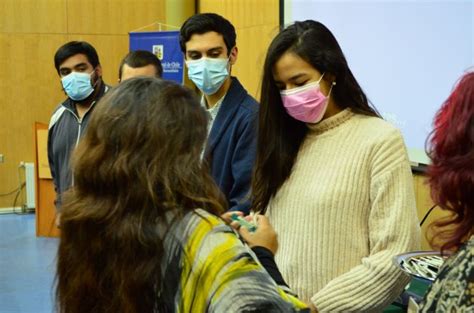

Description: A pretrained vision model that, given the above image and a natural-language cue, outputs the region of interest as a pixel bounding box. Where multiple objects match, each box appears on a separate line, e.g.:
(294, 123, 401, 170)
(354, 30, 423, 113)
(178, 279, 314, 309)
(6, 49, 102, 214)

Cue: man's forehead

(186, 32, 227, 51)
(60, 54, 91, 69)
(123, 64, 157, 75)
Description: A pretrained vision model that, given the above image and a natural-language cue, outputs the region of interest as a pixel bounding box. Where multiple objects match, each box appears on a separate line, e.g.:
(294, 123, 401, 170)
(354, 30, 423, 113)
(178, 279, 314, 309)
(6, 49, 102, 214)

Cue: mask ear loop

(227, 47, 236, 75)
(317, 73, 336, 97)
(227, 55, 232, 75)
(90, 69, 101, 88)
(327, 81, 336, 97)
(316, 72, 326, 84)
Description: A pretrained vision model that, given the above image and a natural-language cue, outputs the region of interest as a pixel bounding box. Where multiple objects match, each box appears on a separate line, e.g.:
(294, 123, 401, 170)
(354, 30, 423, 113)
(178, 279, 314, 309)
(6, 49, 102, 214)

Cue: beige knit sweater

(267, 109, 421, 312)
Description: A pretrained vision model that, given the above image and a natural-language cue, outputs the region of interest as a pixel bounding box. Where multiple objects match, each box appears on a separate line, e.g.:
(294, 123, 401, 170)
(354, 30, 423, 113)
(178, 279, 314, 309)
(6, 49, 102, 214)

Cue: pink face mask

(280, 74, 335, 123)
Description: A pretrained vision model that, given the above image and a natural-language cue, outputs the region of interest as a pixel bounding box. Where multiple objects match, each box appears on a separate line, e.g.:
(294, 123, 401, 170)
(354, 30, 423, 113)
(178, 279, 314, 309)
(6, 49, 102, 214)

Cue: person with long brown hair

(252, 20, 420, 312)
(418, 71, 474, 312)
(55, 77, 308, 313)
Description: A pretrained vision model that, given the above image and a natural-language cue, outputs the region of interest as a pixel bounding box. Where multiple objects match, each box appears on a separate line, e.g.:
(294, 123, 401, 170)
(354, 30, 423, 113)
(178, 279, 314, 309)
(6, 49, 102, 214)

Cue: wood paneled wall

(198, 0, 280, 98)
(0, 0, 167, 208)
(413, 173, 452, 250)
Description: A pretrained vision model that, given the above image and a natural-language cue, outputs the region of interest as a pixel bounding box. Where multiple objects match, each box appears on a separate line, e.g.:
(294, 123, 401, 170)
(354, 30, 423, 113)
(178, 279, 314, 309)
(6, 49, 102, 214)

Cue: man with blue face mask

(180, 13, 259, 215)
(48, 41, 109, 224)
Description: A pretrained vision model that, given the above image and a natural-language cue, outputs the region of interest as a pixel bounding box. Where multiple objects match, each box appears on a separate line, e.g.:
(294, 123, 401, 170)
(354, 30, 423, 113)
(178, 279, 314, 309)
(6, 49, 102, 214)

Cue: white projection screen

(283, 0, 473, 165)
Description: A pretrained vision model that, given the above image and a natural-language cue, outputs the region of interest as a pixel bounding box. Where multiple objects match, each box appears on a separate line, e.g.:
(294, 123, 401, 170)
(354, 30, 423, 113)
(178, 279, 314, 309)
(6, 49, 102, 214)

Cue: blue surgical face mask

(186, 58, 229, 95)
(61, 71, 95, 101)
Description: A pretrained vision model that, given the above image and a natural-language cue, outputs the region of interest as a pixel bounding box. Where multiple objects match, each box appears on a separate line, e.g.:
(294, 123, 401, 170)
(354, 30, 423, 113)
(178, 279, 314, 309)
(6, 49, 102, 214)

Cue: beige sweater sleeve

(311, 129, 421, 312)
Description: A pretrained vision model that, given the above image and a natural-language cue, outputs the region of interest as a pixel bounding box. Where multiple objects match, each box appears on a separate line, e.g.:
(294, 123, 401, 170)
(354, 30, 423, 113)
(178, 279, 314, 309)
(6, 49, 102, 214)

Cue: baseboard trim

(0, 207, 35, 214)
(0, 207, 21, 214)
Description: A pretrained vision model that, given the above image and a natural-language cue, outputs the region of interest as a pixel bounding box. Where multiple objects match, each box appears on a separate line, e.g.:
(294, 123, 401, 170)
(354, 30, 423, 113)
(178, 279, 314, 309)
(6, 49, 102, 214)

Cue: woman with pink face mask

(249, 20, 421, 312)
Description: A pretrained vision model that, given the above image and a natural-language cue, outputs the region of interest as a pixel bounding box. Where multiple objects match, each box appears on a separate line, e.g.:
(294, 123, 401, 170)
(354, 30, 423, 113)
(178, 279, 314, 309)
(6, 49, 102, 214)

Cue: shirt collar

(201, 94, 226, 120)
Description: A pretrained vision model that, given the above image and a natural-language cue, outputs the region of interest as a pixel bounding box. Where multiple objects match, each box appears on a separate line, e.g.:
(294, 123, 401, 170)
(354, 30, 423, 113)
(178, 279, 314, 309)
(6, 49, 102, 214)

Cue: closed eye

(59, 69, 71, 76)
(206, 47, 224, 58)
(187, 51, 202, 60)
(294, 80, 309, 87)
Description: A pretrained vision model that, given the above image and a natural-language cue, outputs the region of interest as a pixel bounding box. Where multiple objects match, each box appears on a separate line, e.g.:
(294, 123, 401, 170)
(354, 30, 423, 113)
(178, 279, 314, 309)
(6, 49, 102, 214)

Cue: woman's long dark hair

(56, 78, 226, 313)
(252, 20, 380, 213)
(427, 71, 474, 253)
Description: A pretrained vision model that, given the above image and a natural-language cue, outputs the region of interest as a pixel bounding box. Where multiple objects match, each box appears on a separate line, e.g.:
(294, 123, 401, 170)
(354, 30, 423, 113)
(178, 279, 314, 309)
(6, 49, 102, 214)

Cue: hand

(55, 212, 61, 228)
(305, 301, 318, 313)
(221, 211, 244, 225)
(238, 215, 278, 255)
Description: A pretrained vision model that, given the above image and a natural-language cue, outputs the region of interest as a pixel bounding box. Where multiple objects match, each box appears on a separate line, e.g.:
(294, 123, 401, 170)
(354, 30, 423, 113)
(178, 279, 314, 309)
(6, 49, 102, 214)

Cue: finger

(220, 213, 231, 223)
(238, 224, 252, 241)
(230, 221, 241, 230)
(221, 211, 243, 223)
(255, 214, 270, 227)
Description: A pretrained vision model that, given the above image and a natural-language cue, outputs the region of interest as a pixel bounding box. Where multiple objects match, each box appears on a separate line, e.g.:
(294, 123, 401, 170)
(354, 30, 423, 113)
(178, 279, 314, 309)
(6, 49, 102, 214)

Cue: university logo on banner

(129, 31, 184, 84)
(152, 45, 163, 60)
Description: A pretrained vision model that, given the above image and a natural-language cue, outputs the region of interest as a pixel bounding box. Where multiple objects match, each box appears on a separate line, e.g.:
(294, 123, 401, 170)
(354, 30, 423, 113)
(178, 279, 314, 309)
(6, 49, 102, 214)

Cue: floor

(0, 213, 58, 313)
(0, 213, 421, 313)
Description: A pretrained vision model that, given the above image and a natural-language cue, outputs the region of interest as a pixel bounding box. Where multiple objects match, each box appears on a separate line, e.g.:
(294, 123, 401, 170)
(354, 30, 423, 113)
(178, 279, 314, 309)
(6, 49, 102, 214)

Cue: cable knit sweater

(267, 109, 421, 312)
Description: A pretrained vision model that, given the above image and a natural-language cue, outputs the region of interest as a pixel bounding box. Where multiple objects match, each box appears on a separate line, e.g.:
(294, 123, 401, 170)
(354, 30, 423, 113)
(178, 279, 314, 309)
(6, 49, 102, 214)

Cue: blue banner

(129, 31, 184, 84)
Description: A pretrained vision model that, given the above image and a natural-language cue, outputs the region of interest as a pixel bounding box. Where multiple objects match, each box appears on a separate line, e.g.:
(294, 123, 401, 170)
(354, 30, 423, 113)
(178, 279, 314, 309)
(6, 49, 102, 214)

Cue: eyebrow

(59, 62, 89, 71)
(187, 47, 224, 54)
(73, 63, 88, 69)
(274, 73, 307, 84)
(287, 73, 308, 81)
(207, 47, 223, 53)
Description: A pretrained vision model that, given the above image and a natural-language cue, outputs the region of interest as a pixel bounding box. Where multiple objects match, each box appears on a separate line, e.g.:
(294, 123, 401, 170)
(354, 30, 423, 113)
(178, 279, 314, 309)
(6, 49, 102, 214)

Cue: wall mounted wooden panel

(0, 0, 166, 210)
(0, 0, 67, 34)
(198, 0, 279, 99)
(0, 34, 67, 208)
(413, 173, 452, 250)
(231, 25, 279, 98)
(199, 0, 279, 29)
(165, 0, 196, 28)
(66, 0, 166, 35)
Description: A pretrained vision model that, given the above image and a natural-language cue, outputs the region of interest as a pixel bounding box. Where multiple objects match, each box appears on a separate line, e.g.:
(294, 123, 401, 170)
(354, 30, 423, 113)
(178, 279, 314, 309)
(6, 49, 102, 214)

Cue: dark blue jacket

(205, 77, 258, 214)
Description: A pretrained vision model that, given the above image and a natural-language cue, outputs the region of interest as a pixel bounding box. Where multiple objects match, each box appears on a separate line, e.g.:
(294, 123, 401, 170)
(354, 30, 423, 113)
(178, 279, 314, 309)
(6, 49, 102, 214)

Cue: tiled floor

(0, 213, 58, 313)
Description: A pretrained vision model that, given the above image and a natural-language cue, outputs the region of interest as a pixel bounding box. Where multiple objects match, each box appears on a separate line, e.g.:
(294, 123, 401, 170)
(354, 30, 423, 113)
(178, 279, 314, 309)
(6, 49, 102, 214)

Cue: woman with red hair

(419, 71, 474, 312)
